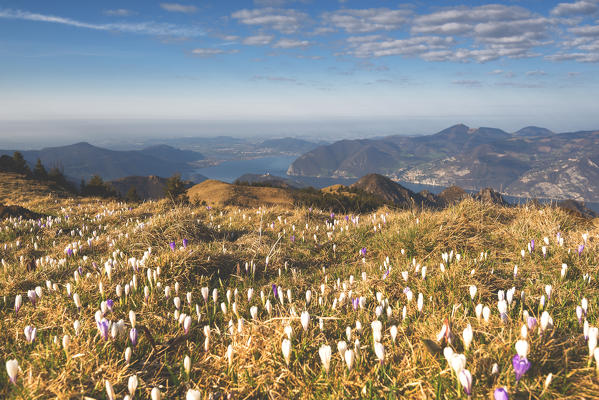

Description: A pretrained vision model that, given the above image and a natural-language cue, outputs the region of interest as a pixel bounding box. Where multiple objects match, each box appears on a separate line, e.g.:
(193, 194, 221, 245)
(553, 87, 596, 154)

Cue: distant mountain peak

(513, 126, 554, 137)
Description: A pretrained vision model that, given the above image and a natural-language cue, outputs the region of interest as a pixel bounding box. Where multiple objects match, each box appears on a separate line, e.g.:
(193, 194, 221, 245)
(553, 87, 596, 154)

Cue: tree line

(0, 152, 188, 203)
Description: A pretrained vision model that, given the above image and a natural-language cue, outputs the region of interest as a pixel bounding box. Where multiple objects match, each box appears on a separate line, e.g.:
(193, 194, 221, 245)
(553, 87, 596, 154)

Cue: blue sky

(1, 0, 599, 138)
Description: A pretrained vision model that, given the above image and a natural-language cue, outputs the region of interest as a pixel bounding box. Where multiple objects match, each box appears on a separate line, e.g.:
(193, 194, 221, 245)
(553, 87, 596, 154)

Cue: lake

(196, 156, 599, 213)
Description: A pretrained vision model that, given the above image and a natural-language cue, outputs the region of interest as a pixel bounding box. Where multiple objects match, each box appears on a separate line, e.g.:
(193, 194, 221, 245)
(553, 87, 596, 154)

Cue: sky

(1, 0, 599, 143)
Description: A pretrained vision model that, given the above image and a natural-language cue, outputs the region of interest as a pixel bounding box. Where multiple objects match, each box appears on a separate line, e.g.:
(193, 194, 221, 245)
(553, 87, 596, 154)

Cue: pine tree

(32, 159, 48, 179)
(12, 152, 30, 174)
(126, 186, 141, 203)
(164, 173, 188, 203)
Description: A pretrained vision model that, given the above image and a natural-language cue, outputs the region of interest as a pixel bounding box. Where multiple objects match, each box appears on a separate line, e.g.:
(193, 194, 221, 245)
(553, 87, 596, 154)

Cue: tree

(12, 152, 30, 174)
(164, 173, 188, 203)
(126, 186, 141, 203)
(81, 175, 118, 198)
(32, 159, 48, 180)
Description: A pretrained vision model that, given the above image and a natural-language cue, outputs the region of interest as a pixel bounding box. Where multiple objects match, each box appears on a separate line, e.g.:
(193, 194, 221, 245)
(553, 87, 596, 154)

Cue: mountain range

(288, 124, 599, 202)
(0, 142, 205, 182)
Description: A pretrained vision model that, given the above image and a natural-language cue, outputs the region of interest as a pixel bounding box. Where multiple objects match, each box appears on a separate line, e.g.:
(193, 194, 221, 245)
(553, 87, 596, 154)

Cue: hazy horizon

(1, 117, 598, 150)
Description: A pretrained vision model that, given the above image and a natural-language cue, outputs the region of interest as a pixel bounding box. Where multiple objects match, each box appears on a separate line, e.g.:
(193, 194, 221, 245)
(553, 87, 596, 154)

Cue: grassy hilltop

(1, 172, 599, 399)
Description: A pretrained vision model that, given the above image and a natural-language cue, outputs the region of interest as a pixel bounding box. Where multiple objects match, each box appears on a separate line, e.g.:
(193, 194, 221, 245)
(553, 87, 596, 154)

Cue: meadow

(1, 187, 599, 399)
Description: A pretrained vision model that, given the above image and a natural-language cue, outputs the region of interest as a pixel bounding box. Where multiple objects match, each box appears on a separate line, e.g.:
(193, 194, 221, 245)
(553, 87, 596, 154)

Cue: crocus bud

(462, 324, 473, 351)
(151, 388, 162, 400)
(184, 355, 191, 375)
(301, 311, 310, 331)
(282, 338, 292, 366)
(6, 359, 18, 384)
(319, 344, 332, 373)
(128, 375, 138, 397)
(515, 339, 529, 358)
(344, 349, 355, 370)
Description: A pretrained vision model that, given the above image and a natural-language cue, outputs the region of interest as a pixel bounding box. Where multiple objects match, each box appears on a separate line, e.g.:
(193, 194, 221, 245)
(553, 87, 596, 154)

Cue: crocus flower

(578, 244, 584, 256)
(105, 380, 116, 400)
(319, 344, 332, 373)
(527, 316, 538, 331)
(344, 349, 355, 370)
(186, 389, 202, 400)
(151, 388, 162, 400)
(24, 325, 36, 343)
(128, 375, 138, 397)
(183, 239, 188, 248)
(374, 342, 385, 364)
(360, 247, 367, 257)
(494, 387, 509, 400)
(169, 241, 176, 251)
(130, 327, 138, 347)
(14, 294, 22, 316)
(98, 319, 110, 341)
(459, 369, 472, 396)
(301, 311, 310, 331)
(106, 299, 114, 312)
(512, 354, 531, 382)
(6, 359, 18, 384)
(272, 284, 278, 299)
(28, 289, 37, 307)
(282, 338, 291, 366)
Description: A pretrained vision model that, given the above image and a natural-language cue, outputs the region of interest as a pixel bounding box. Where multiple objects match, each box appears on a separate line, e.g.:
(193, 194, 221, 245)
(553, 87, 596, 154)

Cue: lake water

(196, 155, 599, 213)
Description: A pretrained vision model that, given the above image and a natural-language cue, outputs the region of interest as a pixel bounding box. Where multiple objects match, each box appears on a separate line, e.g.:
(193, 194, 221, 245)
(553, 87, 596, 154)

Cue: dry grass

(188, 180, 294, 208)
(1, 180, 599, 399)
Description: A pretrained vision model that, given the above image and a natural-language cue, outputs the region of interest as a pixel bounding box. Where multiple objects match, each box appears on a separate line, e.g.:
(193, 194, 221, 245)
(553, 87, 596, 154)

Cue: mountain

(138, 145, 203, 163)
(0, 142, 201, 182)
(288, 124, 599, 202)
(350, 174, 431, 208)
(513, 126, 554, 137)
(109, 175, 202, 200)
(258, 138, 324, 154)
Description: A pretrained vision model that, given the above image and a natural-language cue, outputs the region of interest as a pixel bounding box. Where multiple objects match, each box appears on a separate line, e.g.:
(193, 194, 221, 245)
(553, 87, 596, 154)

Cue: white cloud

(191, 48, 239, 56)
(273, 38, 310, 48)
(0, 8, 204, 37)
(526, 70, 547, 76)
(231, 8, 308, 34)
(160, 3, 198, 13)
(323, 8, 410, 33)
(349, 36, 454, 58)
(551, 1, 598, 16)
(452, 80, 482, 87)
(103, 9, 134, 17)
(570, 24, 599, 36)
(242, 34, 274, 45)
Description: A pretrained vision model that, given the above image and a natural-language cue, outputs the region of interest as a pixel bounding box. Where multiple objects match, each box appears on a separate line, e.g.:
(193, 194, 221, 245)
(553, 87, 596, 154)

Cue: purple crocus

(27, 290, 37, 307)
(169, 241, 176, 251)
(130, 327, 138, 346)
(493, 387, 509, 400)
(352, 298, 359, 311)
(345, 215, 349, 222)
(512, 354, 531, 382)
(106, 299, 114, 312)
(527, 316, 538, 331)
(530, 239, 535, 252)
(98, 319, 109, 341)
(360, 247, 367, 257)
(183, 239, 188, 249)
(330, 212, 335, 220)
(272, 284, 278, 299)
(578, 244, 584, 256)
(78, 266, 83, 276)
(290, 235, 295, 243)
(66, 248, 73, 257)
